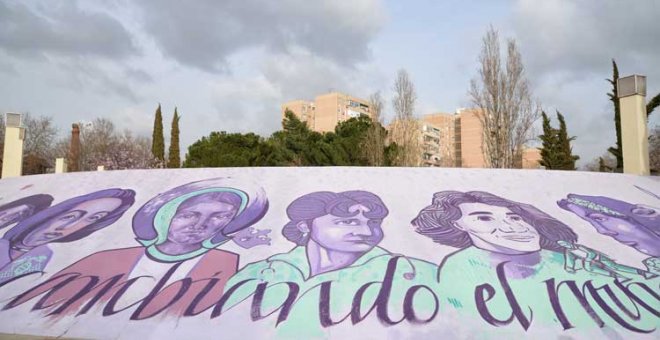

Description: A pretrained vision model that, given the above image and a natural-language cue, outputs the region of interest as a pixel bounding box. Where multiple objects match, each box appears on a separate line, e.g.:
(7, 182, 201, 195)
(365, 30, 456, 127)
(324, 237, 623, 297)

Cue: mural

(0, 169, 657, 339)
(412, 191, 658, 332)
(0, 194, 53, 229)
(5, 178, 268, 319)
(558, 194, 660, 276)
(0, 189, 134, 285)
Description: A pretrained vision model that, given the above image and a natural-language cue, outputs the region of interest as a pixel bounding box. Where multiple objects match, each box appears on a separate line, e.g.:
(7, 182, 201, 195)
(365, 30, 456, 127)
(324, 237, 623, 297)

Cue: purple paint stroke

(132, 177, 268, 246)
(0, 194, 53, 229)
(3, 188, 135, 247)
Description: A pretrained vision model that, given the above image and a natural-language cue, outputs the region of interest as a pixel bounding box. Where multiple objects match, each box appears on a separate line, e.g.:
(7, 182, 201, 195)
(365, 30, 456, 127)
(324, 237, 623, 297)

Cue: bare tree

(362, 91, 386, 166)
(582, 152, 617, 172)
(55, 118, 158, 171)
(469, 26, 541, 168)
(390, 69, 421, 166)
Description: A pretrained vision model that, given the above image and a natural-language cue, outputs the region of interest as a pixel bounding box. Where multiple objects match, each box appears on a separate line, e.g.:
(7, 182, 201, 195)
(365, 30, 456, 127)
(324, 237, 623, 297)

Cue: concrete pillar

(617, 75, 650, 175)
(1, 113, 25, 178)
(55, 158, 67, 173)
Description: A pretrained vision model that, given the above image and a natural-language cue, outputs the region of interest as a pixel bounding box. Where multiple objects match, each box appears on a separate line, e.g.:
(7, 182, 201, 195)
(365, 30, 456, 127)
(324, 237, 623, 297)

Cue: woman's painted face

(455, 203, 541, 253)
(0, 204, 31, 228)
(565, 203, 660, 257)
(167, 201, 237, 246)
(22, 197, 123, 247)
(307, 204, 383, 253)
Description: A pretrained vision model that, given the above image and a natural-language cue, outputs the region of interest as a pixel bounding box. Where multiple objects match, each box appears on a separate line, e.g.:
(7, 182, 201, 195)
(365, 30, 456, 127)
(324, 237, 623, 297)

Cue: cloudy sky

(1, 0, 659, 167)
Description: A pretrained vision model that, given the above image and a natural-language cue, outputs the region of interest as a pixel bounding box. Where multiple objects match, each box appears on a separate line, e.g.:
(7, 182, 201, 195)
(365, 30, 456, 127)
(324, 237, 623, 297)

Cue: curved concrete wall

(0, 168, 658, 339)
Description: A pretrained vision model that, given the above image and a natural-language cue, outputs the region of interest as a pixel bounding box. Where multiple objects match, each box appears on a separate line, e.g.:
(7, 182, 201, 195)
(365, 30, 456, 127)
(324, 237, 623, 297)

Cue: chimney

(68, 123, 81, 172)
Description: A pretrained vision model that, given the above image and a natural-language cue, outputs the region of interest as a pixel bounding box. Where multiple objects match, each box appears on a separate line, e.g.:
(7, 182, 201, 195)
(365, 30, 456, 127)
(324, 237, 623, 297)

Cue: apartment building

(281, 92, 371, 132)
(419, 109, 541, 169)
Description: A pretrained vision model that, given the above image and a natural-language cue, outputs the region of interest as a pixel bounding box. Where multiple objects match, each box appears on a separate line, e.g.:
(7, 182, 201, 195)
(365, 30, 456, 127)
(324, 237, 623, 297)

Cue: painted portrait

(558, 193, 660, 274)
(411, 191, 657, 330)
(225, 191, 437, 335)
(0, 194, 53, 230)
(7, 178, 268, 318)
(0, 189, 135, 285)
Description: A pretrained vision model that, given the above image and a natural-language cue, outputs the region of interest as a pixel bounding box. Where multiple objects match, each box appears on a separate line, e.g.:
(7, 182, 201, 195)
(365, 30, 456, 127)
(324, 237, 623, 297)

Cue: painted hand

(232, 227, 272, 249)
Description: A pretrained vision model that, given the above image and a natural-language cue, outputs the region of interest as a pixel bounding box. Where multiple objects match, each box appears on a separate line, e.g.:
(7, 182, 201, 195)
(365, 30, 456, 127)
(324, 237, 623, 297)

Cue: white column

(1, 113, 25, 178)
(55, 158, 68, 173)
(618, 75, 650, 175)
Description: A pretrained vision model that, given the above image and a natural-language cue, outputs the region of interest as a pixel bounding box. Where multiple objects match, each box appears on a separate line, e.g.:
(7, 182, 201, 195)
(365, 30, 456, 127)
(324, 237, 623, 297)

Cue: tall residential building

(418, 109, 541, 169)
(281, 92, 371, 132)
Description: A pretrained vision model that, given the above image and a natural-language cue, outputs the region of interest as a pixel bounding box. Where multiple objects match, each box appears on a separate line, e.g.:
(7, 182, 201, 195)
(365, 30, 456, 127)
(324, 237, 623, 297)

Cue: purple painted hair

(0, 194, 54, 229)
(132, 178, 268, 245)
(558, 193, 659, 237)
(412, 191, 577, 252)
(282, 190, 389, 246)
(3, 189, 135, 246)
(177, 191, 243, 213)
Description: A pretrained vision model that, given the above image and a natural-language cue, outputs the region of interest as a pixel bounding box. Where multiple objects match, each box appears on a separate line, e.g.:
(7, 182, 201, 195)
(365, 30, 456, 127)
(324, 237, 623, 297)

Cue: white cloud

(512, 0, 660, 166)
(134, 0, 385, 72)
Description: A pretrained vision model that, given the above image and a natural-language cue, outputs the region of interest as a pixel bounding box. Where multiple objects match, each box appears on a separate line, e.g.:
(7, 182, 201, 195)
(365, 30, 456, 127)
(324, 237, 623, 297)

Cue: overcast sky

(1, 0, 659, 167)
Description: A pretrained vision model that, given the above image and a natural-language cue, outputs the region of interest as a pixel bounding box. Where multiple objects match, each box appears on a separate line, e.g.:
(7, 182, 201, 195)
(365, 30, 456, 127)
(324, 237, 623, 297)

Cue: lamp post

(617, 75, 650, 175)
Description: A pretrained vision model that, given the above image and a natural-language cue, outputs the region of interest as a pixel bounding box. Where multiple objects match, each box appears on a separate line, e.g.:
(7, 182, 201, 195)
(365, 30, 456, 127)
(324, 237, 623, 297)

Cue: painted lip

(500, 235, 536, 241)
(346, 239, 375, 244)
(619, 240, 638, 247)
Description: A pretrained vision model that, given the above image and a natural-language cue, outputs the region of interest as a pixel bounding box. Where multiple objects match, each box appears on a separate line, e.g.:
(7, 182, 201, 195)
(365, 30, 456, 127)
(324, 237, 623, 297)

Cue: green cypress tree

(538, 111, 560, 169)
(167, 108, 180, 168)
(152, 104, 165, 163)
(556, 111, 579, 170)
(538, 111, 579, 170)
(606, 59, 622, 170)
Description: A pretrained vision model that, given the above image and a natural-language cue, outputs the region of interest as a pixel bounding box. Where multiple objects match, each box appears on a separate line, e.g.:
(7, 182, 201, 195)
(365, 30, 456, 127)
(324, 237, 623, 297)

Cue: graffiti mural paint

(558, 194, 660, 275)
(412, 191, 659, 333)
(0, 194, 53, 230)
(4, 178, 268, 319)
(0, 169, 657, 339)
(223, 191, 439, 336)
(0, 189, 134, 285)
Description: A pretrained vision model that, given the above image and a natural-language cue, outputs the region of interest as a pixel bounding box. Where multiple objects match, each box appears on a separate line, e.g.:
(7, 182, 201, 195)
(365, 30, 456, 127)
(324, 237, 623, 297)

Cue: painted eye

(59, 214, 78, 221)
(632, 207, 656, 216)
(509, 215, 522, 221)
(176, 213, 196, 220)
(337, 219, 359, 226)
(591, 215, 608, 222)
(476, 216, 494, 222)
(87, 212, 108, 222)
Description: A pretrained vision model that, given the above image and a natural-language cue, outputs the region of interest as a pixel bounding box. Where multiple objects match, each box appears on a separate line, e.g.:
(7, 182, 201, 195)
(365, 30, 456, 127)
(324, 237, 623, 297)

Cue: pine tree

(152, 104, 165, 163)
(556, 112, 580, 170)
(167, 108, 180, 168)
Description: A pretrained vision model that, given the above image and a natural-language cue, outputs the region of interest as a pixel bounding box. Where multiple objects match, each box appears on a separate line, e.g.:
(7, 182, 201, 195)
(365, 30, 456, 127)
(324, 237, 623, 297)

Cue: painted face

(22, 197, 123, 247)
(308, 204, 383, 253)
(0, 204, 31, 228)
(167, 201, 237, 246)
(565, 203, 660, 256)
(455, 203, 540, 254)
